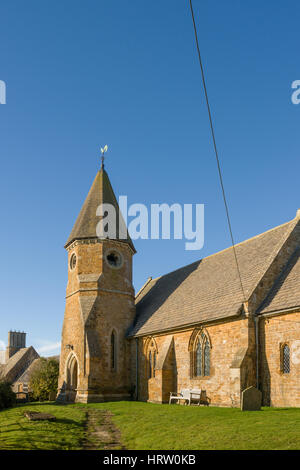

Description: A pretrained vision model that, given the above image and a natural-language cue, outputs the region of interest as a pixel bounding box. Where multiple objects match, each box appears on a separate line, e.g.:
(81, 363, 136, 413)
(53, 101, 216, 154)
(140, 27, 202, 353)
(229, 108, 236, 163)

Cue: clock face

(105, 250, 123, 269)
(70, 253, 77, 270)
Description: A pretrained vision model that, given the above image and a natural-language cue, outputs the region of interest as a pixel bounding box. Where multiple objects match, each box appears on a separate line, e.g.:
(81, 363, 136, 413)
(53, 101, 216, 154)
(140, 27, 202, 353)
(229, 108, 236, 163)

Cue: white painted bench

(169, 388, 205, 406)
(169, 389, 193, 405)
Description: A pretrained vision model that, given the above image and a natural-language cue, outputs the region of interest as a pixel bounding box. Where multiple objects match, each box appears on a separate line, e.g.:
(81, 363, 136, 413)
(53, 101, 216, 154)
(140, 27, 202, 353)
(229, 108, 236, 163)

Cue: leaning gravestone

(241, 386, 262, 411)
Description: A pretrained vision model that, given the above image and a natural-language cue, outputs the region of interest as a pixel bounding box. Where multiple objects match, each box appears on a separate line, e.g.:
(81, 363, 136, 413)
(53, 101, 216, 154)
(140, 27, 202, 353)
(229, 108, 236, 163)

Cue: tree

(29, 358, 59, 401)
(0, 381, 16, 409)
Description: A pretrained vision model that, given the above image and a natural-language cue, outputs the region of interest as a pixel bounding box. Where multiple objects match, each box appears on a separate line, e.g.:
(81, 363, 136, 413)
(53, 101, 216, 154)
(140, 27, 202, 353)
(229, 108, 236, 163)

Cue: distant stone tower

(5, 331, 26, 362)
(57, 163, 136, 402)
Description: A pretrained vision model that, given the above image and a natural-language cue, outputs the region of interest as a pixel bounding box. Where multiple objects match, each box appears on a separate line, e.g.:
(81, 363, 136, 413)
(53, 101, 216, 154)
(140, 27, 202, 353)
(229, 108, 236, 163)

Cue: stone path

(82, 409, 126, 450)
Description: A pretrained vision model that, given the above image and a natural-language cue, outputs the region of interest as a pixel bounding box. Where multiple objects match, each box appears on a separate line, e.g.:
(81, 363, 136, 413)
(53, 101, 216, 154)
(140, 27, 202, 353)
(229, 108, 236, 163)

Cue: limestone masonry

(57, 166, 300, 407)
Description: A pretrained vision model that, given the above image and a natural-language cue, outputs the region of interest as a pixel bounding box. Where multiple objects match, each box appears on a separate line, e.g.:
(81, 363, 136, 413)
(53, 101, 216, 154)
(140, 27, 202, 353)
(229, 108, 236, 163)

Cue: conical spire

(65, 167, 135, 252)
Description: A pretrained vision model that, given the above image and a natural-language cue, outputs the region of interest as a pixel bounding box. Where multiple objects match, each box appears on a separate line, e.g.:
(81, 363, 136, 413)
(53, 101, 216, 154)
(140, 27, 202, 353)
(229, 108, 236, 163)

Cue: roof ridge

(200, 219, 293, 263)
(135, 277, 153, 299)
(256, 247, 300, 313)
(246, 218, 299, 301)
(139, 218, 294, 286)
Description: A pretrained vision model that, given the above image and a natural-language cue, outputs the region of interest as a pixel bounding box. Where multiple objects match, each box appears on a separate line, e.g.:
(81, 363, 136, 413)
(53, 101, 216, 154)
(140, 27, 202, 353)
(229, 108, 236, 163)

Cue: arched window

(191, 329, 211, 377)
(195, 340, 202, 376)
(111, 331, 116, 371)
(149, 350, 153, 378)
(204, 339, 210, 376)
(146, 337, 158, 379)
(282, 344, 290, 374)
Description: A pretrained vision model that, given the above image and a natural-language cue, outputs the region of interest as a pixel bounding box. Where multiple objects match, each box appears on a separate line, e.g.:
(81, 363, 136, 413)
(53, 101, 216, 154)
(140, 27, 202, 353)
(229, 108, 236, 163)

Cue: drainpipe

(135, 338, 139, 401)
(254, 316, 260, 389)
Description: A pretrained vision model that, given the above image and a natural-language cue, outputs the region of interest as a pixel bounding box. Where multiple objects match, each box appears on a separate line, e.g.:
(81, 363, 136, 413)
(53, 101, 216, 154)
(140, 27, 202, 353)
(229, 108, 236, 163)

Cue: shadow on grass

(262, 407, 296, 412)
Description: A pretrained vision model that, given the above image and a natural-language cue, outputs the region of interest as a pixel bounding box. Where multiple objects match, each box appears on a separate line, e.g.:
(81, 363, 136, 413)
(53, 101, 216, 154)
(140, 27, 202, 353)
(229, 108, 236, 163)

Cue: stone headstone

(241, 386, 262, 411)
(49, 391, 57, 401)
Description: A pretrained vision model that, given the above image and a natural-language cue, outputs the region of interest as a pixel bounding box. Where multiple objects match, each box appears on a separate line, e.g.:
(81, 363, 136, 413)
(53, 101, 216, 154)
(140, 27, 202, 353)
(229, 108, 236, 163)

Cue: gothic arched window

(149, 350, 152, 378)
(111, 331, 116, 371)
(146, 338, 158, 379)
(204, 339, 210, 376)
(191, 330, 211, 377)
(195, 340, 202, 376)
(282, 344, 290, 374)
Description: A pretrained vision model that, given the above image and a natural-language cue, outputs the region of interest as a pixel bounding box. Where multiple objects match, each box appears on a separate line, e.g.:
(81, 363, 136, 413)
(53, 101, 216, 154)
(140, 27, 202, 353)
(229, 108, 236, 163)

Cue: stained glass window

(283, 344, 290, 374)
(193, 332, 211, 377)
(204, 339, 210, 376)
(149, 350, 153, 378)
(195, 340, 202, 376)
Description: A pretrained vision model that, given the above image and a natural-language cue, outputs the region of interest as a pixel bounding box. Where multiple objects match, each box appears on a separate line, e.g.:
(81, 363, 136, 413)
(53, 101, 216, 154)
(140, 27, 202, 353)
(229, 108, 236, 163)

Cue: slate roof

(3, 348, 30, 373)
(65, 167, 135, 251)
(257, 248, 300, 314)
(14, 358, 41, 384)
(2, 346, 39, 383)
(131, 218, 299, 336)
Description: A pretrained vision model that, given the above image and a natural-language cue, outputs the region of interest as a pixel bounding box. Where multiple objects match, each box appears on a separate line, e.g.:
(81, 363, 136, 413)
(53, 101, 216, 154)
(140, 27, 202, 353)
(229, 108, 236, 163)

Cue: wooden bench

(169, 389, 193, 405)
(169, 388, 210, 406)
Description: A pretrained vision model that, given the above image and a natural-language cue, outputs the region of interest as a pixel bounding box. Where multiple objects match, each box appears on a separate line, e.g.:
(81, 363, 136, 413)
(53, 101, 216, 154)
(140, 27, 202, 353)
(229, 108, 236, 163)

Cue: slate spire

(65, 167, 135, 252)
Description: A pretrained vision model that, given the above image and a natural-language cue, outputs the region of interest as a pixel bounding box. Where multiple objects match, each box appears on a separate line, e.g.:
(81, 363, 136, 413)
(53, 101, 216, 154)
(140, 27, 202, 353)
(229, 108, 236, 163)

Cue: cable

(188, 0, 246, 302)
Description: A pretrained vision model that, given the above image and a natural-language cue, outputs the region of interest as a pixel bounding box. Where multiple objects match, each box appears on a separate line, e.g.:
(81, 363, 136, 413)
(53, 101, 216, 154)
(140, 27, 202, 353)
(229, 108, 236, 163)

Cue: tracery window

(190, 329, 211, 377)
(195, 339, 202, 376)
(147, 338, 157, 379)
(281, 344, 290, 374)
(149, 350, 152, 378)
(204, 338, 210, 376)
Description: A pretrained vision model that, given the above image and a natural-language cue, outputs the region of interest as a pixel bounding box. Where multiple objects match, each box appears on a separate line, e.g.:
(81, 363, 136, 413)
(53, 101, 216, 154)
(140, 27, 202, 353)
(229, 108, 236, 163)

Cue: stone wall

(132, 315, 256, 407)
(58, 238, 136, 403)
(259, 310, 300, 407)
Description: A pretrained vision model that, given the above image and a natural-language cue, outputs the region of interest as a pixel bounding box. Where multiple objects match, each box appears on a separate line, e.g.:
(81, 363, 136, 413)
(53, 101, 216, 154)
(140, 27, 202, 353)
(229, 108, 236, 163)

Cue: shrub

(0, 381, 16, 409)
(29, 358, 59, 401)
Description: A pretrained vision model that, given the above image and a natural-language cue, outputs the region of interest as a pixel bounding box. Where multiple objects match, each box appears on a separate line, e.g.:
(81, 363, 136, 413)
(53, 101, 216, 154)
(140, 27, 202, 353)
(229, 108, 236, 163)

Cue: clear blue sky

(0, 1, 299, 356)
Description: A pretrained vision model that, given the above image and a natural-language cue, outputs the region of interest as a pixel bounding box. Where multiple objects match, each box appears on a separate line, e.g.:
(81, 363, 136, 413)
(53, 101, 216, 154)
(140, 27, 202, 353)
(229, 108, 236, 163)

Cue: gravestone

(24, 411, 56, 421)
(241, 386, 262, 411)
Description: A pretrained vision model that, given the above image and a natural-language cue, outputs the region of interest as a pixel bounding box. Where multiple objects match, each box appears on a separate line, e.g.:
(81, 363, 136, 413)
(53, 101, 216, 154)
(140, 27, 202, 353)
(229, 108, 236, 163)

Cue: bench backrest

(179, 388, 203, 398)
(180, 389, 192, 399)
(190, 388, 202, 395)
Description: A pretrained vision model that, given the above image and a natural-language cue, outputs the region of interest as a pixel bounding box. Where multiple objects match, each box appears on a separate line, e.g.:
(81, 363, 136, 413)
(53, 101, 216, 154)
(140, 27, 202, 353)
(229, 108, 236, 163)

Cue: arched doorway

(66, 354, 78, 402)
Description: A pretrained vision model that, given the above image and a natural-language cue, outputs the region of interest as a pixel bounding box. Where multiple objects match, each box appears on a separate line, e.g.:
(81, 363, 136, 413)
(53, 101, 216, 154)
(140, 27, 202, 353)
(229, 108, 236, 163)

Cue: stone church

(57, 164, 300, 407)
(0, 331, 40, 396)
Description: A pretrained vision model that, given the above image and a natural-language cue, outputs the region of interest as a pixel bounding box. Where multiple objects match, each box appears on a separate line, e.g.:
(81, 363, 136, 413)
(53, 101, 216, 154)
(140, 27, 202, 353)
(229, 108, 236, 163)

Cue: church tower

(57, 160, 136, 402)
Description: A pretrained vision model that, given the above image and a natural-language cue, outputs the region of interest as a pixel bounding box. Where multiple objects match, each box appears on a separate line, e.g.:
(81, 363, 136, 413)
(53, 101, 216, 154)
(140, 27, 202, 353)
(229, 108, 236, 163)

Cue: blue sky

(0, 1, 299, 356)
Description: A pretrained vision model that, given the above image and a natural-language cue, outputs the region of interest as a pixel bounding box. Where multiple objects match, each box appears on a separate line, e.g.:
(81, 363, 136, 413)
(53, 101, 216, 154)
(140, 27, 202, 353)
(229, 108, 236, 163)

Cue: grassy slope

(0, 402, 85, 450)
(85, 402, 300, 450)
(0, 401, 299, 450)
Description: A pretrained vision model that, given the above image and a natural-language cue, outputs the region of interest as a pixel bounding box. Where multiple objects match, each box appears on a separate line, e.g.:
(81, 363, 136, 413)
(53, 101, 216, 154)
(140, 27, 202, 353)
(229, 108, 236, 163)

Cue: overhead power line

(188, 0, 246, 302)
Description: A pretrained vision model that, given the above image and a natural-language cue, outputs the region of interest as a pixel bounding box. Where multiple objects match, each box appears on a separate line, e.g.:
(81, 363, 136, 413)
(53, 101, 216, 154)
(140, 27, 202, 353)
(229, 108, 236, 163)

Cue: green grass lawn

(0, 402, 86, 450)
(0, 401, 299, 450)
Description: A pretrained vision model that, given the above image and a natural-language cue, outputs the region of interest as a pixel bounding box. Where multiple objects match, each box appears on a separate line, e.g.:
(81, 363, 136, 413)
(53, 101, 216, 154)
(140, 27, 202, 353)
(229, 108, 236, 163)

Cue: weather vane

(100, 145, 108, 169)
